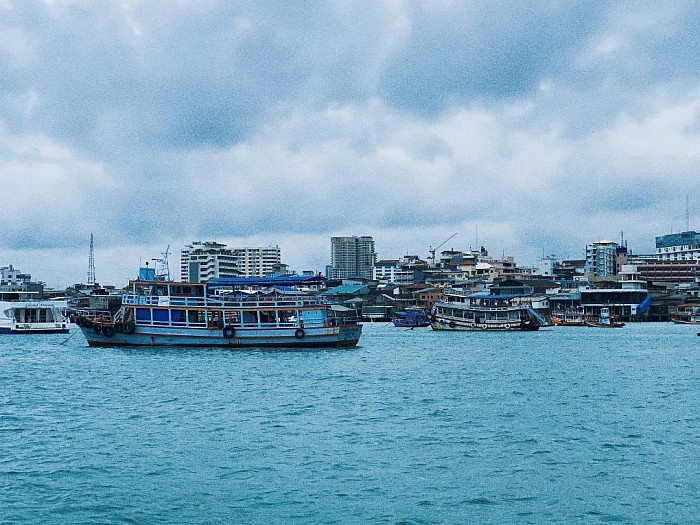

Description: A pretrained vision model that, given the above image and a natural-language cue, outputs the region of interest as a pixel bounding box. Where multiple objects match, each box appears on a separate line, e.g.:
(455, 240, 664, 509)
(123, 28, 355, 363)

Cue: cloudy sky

(1, 1, 699, 287)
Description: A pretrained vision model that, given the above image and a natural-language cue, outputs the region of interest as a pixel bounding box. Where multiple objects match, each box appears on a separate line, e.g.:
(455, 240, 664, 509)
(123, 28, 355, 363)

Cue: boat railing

(121, 293, 326, 309)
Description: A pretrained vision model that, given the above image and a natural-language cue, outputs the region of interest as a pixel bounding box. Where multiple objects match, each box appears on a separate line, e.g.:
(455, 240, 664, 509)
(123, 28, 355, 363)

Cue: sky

(1, 0, 699, 288)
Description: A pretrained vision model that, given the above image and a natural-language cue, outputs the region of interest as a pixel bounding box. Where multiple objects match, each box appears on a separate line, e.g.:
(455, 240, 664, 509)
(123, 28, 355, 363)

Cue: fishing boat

(76, 275, 362, 348)
(430, 291, 546, 331)
(0, 301, 70, 334)
(584, 308, 624, 328)
(392, 308, 430, 328)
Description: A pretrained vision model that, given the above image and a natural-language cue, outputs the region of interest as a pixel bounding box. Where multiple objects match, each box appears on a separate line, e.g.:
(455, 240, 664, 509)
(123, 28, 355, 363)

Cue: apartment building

(330, 236, 376, 280)
(180, 241, 239, 282)
(230, 246, 281, 277)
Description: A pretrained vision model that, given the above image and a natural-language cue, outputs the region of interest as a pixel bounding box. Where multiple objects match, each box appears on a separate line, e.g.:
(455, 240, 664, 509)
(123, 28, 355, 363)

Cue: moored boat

(671, 303, 700, 324)
(548, 308, 587, 327)
(392, 308, 430, 328)
(0, 301, 70, 334)
(584, 307, 624, 328)
(430, 291, 546, 331)
(77, 275, 362, 348)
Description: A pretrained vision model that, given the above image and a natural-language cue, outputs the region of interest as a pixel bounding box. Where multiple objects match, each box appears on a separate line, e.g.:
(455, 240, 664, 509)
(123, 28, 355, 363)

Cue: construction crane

(429, 233, 457, 266)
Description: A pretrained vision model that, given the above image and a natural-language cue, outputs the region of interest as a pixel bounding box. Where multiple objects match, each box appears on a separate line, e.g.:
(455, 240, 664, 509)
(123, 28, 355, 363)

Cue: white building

(655, 231, 700, 261)
(585, 240, 618, 277)
(180, 241, 240, 282)
(231, 246, 281, 277)
(1, 265, 31, 285)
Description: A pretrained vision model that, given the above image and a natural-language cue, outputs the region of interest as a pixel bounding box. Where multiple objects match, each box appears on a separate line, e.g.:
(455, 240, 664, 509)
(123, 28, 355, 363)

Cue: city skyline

(1, 2, 699, 287)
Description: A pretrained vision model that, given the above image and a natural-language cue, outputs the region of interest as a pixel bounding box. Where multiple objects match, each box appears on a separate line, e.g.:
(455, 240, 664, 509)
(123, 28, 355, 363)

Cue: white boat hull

(430, 318, 538, 331)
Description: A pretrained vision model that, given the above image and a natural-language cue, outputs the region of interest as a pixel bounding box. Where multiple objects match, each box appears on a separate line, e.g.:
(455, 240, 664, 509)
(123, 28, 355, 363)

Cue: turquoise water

(1, 323, 699, 524)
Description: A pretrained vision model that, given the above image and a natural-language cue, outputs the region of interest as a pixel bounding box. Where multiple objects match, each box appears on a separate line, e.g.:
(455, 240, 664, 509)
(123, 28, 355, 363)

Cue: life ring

(504, 323, 511, 329)
(94, 323, 102, 334)
(295, 328, 305, 339)
(448, 321, 456, 329)
(123, 321, 136, 335)
(481, 324, 488, 330)
(223, 325, 235, 339)
(470, 322, 476, 328)
(103, 325, 115, 338)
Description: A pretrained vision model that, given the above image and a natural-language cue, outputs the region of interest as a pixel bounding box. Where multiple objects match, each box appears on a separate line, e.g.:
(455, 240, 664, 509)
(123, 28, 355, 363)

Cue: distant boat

(392, 308, 430, 328)
(430, 291, 545, 331)
(584, 307, 624, 328)
(76, 276, 362, 348)
(0, 301, 70, 334)
(548, 308, 587, 327)
(671, 303, 700, 324)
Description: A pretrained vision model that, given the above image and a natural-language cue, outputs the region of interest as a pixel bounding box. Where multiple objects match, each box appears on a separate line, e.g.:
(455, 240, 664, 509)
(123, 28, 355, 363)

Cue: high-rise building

(584, 240, 618, 277)
(180, 241, 240, 282)
(230, 246, 282, 277)
(330, 236, 376, 280)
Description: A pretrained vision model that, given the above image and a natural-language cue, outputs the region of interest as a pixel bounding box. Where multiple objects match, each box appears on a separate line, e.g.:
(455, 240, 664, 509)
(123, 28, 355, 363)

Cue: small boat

(584, 308, 624, 328)
(76, 275, 362, 348)
(392, 308, 430, 328)
(430, 291, 546, 331)
(548, 309, 587, 327)
(0, 301, 70, 334)
(671, 303, 700, 324)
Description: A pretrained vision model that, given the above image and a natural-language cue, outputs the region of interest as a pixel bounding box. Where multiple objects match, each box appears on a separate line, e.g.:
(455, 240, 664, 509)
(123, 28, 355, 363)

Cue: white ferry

(77, 276, 362, 348)
(0, 301, 70, 334)
(430, 291, 546, 331)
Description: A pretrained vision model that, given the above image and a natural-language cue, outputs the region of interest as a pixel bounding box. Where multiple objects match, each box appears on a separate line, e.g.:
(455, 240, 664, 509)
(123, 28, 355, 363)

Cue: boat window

(171, 309, 186, 325)
(207, 310, 224, 328)
(136, 308, 151, 322)
(259, 311, 276, 325)
(223, 310, 240, 325)
(187, 310, 206, 325)
(277, 310, 295, 324)
(153, 309, 169, 324)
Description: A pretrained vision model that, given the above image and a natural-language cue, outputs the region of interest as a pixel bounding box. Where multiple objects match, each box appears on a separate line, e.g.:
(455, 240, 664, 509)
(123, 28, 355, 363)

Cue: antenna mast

(152, 245, 171, 281)
(87, 233, 96, 285)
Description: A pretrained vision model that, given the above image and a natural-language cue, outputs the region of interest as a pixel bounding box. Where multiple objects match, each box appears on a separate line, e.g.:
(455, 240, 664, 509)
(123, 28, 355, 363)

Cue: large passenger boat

(430, 291, 546, 331)
(0, 301, 70, 334)
(77, 276, 362, 348)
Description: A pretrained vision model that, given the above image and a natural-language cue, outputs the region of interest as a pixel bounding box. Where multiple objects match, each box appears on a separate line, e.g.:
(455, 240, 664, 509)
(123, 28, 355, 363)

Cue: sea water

(1, 323, 699, 524)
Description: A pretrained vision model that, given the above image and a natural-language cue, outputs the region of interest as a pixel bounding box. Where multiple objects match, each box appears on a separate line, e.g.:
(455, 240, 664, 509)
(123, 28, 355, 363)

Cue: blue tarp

(637, 295, 652, 314)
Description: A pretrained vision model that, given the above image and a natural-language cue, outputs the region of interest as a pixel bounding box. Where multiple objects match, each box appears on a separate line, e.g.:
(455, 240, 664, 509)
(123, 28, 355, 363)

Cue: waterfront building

(655, 231, 700, 261)
(638, 259, 699, 284)
(231, 246, 281, 277)
(330, 236, 377, 280)
(585, 240, 619, 277)
(180, 241, 240, 283)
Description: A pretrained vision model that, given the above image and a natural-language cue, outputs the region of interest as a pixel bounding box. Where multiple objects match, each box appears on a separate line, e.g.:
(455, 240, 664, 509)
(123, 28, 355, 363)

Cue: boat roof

(208, 275, 325, 289)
